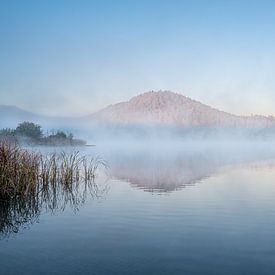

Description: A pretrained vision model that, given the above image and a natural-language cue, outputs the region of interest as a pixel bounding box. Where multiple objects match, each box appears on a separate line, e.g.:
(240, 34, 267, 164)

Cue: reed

(0, 142, 103, 199)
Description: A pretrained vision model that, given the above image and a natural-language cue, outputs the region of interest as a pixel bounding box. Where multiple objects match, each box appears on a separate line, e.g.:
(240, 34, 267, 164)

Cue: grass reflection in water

(0, 142, 107, 238)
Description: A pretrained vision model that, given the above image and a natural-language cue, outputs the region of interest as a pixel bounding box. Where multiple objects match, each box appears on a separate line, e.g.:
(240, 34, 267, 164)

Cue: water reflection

(0, 180, 107, 239)
(103, 143, 275, 192)
(2, 142, 275, 238)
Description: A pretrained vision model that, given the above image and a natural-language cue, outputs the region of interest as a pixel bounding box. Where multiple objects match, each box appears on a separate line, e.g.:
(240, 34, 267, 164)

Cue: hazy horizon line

(1, 90, 275, 119)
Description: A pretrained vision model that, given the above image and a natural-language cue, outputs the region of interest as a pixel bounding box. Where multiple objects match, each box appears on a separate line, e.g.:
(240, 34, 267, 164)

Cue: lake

(1, 141, 275, 275)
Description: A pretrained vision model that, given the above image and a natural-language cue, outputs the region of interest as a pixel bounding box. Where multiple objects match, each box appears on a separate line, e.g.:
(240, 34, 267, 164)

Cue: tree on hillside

(15, 122, 42, 139)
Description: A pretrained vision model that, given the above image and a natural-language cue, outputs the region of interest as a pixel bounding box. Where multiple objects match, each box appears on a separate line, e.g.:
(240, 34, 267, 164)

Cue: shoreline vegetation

(0, 121, 86, 146)
(0, 142, 105, 200)
(0, 142, 106, 237)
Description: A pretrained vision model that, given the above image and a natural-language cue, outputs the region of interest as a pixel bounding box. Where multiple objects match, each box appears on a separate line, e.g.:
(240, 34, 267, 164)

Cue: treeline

(0, 121, 86, 146)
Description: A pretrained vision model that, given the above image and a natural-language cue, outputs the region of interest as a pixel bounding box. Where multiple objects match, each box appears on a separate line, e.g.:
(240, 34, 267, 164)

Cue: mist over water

(2, 136, 275, 274)
(71, 127, 275, 192)
(3, 115, 275, 192)
(2, 120, 275, 275)
(12, 117, 275, 192)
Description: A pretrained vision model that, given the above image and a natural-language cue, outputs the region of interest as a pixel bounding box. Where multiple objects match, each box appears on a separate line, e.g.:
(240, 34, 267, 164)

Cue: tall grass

(0, 142, 107, 238)
(0, 142, 105, 199)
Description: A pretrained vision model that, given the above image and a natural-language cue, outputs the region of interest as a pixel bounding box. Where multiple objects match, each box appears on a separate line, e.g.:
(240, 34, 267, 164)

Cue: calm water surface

(1, 142, 275, 275)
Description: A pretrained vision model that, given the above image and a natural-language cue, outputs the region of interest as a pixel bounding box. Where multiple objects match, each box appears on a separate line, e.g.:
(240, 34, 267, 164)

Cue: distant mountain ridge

(1, 91, 275, 129)
(0, 105, 70, 129)
(89, 91, 275, 128)
(0, 105, 44, 128)
(0, 105, 39, 117)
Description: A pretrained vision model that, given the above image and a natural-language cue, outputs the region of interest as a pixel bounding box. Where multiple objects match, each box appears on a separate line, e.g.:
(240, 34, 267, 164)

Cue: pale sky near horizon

(1, 0, 275, 116)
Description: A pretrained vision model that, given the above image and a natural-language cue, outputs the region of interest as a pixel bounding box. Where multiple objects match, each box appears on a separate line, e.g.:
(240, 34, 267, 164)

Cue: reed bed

(0, 141, 108, 238)
(0, 142, 105, 199)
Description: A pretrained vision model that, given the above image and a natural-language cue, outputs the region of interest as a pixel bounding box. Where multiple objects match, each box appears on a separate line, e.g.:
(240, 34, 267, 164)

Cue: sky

(1, 0, 275, 116)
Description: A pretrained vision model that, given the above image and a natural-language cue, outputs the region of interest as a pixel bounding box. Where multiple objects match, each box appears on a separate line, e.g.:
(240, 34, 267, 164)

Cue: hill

(0, 105, 45, 128)
(89, 91, 275, 128)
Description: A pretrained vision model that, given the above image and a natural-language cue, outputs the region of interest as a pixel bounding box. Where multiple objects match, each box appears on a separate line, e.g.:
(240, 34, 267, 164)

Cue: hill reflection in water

(2, 141, 275, 239)
(102, 141, 275, 192)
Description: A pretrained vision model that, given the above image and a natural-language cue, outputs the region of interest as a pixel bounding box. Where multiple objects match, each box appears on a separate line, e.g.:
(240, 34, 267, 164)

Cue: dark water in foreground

(1, 142, 275, 275)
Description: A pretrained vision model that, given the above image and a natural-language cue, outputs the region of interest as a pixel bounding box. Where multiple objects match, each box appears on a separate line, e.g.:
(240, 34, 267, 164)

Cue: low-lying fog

(65, 121, 275, 145)
(4, 119, 275, 192)
(81, 128, 275, 192)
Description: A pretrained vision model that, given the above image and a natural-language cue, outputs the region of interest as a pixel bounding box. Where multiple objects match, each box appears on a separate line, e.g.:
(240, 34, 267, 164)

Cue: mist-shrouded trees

(15, 122, 42, 139)
(49, 131, 68, 140)
(47, 130, 75, 144)
(0, 121, 85, 145)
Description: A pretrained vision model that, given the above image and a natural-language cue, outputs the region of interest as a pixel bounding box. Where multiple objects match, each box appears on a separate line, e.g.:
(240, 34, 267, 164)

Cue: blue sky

(1, 0, 275, 116)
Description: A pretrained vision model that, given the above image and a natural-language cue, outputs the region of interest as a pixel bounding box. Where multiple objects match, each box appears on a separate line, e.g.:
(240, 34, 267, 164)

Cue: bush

(0, 122, 86, 146)
(15, 122, 42, 140)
